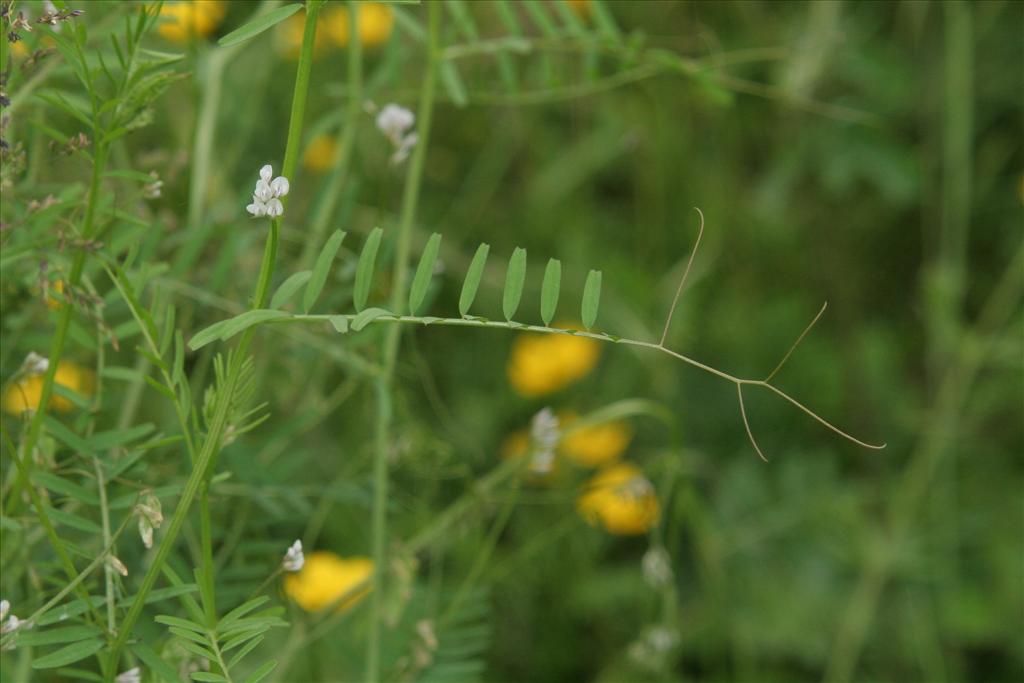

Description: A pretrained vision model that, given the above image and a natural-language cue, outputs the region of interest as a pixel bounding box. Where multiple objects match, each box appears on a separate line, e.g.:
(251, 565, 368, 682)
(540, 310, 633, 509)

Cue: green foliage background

(0, 1, 1021, 682)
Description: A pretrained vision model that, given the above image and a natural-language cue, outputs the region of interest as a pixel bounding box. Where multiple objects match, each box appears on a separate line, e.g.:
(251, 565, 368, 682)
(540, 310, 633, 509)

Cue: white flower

(246, 164, 290, 218)
(1, 599, 31, 649)
(282, 539, 304, 572)
(375, 104, 418, 165)
(642, 546, 674, 588)
(23, 352, 49, 375)
(527, 408, 560, 474)
(376, 104, 415, 143)
(115, 667, 142, 683)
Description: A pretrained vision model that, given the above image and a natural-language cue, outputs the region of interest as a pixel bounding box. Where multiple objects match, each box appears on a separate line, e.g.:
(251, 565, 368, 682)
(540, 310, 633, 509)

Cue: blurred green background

(2, 1, 1021, 681)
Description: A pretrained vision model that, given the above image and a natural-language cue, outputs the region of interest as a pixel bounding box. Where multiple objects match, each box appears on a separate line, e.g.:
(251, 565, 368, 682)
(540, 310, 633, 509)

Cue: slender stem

(659, 207, 704, 347)
(109, 0, 315, 656)
(94, 459, 116, 633)
(366, 4, 442, 680)
(281, 0, 324, 192)
(299, 0, 364, 269)
(764, 301, 828, 383)
(290, 312, 886, 453)
(0, 516, 132, 651)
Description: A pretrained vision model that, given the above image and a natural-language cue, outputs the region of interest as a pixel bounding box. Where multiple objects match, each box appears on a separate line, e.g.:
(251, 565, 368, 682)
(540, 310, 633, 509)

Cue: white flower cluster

(282, 539, 304, 572)
(246, 164, 290, 218)
(528, 408, 561, 475)
(1, 599, 31, 651)
(375, 104, 418, 165)
(22, 352, 49, 375)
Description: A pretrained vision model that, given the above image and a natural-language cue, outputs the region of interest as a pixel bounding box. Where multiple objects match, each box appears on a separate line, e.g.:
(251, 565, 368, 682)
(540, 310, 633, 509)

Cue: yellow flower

(276, 8, 330, 60)
(507, 326, 600, 397)
(11, 40, 29, 58)
(560, 412, 632, 468)
(324, 3, 394, 49)
(46, 280, 65, 310)
(2, 361, 94, 415)
(303, 134, 339, 172)
(157, 1, 226, 42)
(284, 551, 373, 612)
(566, 0, 592, 19)
(577, 462, 659, 535)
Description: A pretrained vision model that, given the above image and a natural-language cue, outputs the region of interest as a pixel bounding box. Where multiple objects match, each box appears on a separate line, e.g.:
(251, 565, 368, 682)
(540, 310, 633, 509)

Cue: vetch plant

(0, 1, 937, 681)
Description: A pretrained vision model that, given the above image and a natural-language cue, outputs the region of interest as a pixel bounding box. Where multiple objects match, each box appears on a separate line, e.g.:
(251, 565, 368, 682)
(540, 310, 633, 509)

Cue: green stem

(300, 0, 363, 269)
(365, 4, 442, 681)
(109, 0, 318, 660)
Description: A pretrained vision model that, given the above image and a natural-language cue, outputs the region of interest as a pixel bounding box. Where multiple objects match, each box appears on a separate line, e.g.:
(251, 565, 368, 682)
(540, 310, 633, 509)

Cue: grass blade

(303, 230, 347, 313)
(540, 258, 561, 326)
(503, 247, 527, 321)
(581, 269, 602, 330)
(459, 243, 490, 317)
(354, 227, 384, 312)
(409, 233, 442, 315)
(218, 4, 302, 47)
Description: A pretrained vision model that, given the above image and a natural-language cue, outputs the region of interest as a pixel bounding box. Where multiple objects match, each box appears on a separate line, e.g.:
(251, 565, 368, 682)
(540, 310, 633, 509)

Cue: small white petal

(246, 201, 266, 217)
(254, 179, 273, 202)
(260, 164, 273, 182)
(265, 198, 284, 218)
(0, 600, 9, 621)
(270, 176, 289, 197)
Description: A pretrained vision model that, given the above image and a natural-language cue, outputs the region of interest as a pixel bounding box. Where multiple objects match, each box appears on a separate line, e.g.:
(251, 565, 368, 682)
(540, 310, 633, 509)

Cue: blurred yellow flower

(283, 551, 373, 612)
(278, 3, 393, 60)
(46, 280, 65, 310)
(500, 429, 530, 461)
(324, 3, 394, 49)
(11, 40, 28, 58)
(276, 8, 329, 60)
(157, 1, 226, 43)
(566, 0, 593, 19)
(507, 326, 600, 397)
(577, 462, 659, 535)
(2, 361, 94, 415)
(560, 412, 632, 467)
(303, 134, 339, 172)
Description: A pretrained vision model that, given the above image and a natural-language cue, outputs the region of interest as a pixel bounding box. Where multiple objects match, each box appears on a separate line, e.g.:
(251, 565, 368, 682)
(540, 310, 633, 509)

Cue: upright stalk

(109, 0, 321, 670)
(366, 4, 442, 681)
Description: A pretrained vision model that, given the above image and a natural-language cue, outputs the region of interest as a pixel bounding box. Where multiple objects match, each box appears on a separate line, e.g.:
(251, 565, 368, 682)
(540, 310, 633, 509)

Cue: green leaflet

(328, 315, 349, 333)
(540, 258, 561, 326)
(187, 319, 232, 351)
(354, 227, 384, 312)
(459, 243, 490, 317)
(218, 310, 292, 343)
(409, 233, 442, 315)
(303, 229, 347, 312)
(503, 247, 527, 321)
(581, 269, 602, 330)
(16, 625, 102, 647)
(270, 270, 312, 310)
(217, 4, 302, 47)
(31, 639, 105, 669)
(352, 307, 394, 332)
